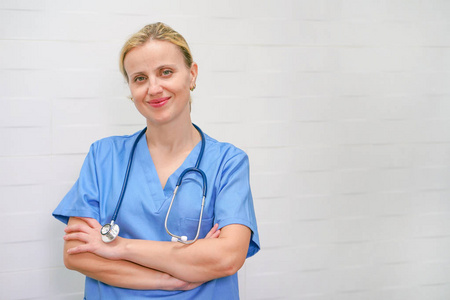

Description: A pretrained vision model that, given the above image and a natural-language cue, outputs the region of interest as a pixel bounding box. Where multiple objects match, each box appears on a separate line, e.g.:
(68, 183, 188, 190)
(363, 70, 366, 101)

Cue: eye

(161, 69, 173, 77)
(134, 76, 146, 82)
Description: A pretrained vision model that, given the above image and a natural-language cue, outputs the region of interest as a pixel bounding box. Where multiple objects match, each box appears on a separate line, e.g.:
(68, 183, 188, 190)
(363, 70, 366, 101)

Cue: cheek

(163, 81, 189, 97)
(129, 85, 146, 99)
(179, 78, 193, 94)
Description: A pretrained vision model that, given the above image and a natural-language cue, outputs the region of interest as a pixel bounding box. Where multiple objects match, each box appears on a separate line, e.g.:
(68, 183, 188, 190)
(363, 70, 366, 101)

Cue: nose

(147, 77, 163, 96)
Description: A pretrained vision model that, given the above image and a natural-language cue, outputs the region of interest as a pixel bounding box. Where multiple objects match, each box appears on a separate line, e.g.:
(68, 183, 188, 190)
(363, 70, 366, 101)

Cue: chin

(145, 115, 176, 127)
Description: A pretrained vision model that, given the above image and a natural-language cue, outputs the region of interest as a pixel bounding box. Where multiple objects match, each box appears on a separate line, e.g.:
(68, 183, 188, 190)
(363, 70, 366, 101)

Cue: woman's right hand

(164, 223, 221, 290)
(160, 272, 203, 291)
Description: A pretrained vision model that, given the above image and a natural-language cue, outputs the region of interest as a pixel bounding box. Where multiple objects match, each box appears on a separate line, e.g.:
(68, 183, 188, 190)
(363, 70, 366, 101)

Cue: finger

(184, 282, 204, 290)
(205, 224, 219, 239)
(63, 232, 90, 243)
(66, 244, 94, 255)
(210, 229, 220, 239)
(64, 223, 91, 234)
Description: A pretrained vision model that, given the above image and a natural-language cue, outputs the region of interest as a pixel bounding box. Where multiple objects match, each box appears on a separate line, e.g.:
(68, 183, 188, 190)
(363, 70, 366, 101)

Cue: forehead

(124, 40, 185, 71)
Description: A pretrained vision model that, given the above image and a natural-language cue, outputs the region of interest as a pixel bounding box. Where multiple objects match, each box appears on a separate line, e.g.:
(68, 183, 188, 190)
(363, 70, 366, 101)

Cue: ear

(190, 62, 198, 87)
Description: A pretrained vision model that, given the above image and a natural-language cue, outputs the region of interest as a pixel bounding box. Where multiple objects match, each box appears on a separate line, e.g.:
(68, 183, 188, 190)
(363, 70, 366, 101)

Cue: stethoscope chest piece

(101, 222, 120, 243)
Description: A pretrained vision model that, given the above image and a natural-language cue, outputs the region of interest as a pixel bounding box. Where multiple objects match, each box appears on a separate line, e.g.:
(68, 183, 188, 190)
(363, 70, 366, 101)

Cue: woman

(53, 22, 260, 299)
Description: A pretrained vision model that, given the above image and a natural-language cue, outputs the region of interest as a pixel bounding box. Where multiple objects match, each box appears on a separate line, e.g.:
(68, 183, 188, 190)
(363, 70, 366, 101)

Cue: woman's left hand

(64, 217, 123, 260)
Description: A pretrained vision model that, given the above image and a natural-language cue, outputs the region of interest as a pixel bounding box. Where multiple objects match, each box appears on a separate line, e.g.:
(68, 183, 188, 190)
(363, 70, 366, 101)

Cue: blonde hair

(119, 22, 193, 82)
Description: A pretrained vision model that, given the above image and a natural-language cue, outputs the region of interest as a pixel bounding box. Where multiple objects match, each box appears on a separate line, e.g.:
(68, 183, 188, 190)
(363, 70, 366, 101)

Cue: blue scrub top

(53, 129, 260, 299)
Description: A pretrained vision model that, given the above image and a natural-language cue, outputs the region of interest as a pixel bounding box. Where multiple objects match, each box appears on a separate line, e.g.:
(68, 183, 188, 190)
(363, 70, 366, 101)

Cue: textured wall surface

(1, 0, 450, 299)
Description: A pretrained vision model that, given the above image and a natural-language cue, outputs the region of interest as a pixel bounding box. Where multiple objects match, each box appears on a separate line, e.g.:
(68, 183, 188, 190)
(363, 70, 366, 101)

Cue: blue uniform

(53, 129, 260, 299)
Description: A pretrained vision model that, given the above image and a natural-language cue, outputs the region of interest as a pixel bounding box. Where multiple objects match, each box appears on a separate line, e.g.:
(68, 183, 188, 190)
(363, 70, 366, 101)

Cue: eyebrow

(157, 64, 177, 70)
(128, 64, 178, 77)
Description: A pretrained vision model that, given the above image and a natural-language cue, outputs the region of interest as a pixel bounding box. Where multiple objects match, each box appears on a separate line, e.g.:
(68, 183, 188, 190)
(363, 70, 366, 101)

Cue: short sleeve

(52, 143, 101, 224)
(214, 151, 260, 258)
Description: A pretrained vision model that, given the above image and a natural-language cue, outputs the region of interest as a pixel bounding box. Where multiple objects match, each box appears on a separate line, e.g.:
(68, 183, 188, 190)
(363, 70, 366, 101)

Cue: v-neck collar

(135, 134, 202, 213)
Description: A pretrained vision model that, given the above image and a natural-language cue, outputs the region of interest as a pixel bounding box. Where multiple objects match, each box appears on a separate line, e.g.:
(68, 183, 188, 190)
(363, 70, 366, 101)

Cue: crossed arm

(63, 217, 251, 289)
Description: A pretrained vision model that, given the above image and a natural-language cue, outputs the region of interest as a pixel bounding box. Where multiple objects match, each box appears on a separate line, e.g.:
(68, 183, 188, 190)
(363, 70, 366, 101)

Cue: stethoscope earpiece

(171, 236, 188, 243)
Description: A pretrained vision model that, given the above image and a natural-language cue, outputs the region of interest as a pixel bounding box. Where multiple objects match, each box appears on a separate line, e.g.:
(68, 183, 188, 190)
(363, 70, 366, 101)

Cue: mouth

(147, 97, 170, 108)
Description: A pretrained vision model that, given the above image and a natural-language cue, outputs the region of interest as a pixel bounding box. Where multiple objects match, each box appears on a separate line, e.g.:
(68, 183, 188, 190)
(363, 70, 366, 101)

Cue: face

(123, 40, 197, 126)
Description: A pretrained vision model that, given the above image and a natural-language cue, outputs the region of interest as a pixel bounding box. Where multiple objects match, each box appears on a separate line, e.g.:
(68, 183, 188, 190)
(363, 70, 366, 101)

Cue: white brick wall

(1, 0, 449, 299)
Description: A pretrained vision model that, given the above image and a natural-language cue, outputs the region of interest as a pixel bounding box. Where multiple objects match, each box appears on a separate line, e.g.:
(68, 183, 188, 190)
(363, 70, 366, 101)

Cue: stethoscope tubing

(102, 124, 207, 244)
(165, 124, 207, 244)
(111, 128, 147, 222)
(176, 167, 208, 198)
(165, 167, 207, 244)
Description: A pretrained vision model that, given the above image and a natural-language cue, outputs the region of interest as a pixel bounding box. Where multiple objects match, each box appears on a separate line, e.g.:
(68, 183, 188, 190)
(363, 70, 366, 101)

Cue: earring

(190, 83, 196, 91)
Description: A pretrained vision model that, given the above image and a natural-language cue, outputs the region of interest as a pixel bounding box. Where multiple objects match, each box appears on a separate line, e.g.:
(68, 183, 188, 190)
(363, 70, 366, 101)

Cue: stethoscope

(101, 124, 207, 245)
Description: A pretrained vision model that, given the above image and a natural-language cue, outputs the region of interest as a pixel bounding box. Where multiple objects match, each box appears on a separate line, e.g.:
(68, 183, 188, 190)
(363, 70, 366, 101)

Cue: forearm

(120, 225, 251, 282)
(122, 239, 223, 282)
(65, 252, 151, 289)
(64, 240, 191, 290)
(63, 217, 242, 283)
(63, 217, 194, 290)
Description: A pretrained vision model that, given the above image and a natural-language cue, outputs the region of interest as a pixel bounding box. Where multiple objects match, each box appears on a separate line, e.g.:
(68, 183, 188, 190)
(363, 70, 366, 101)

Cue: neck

(145, 118, 200, 152)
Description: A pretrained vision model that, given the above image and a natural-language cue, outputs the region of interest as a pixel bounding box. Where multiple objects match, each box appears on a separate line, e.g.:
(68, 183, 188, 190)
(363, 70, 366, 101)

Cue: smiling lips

(147, 97, 171, 108)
